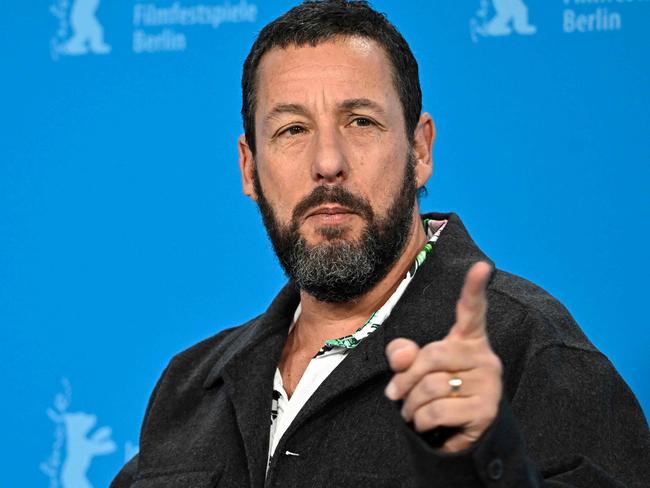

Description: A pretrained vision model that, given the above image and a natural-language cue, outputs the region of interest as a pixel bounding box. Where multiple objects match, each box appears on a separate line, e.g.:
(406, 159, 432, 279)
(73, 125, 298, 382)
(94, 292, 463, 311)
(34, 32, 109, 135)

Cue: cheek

(352, 148, 407, 208)
(255, 162, 306, 221)
(271, 134, 311, 155)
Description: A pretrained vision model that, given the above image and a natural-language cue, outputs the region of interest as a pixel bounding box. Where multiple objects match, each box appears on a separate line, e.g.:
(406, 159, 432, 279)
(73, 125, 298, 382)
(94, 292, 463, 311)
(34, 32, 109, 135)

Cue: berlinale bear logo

(50, 0, 111, 60)
(470, 0, 537, 42)
(40, 379, 117, 488)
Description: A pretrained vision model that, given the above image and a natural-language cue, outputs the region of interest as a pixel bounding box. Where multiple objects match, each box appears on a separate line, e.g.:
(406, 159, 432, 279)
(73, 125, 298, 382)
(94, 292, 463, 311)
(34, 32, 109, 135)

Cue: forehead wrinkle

(276, 61, 358, 78)
(261, 54, 363, 95)
(264, 103, 310, 125)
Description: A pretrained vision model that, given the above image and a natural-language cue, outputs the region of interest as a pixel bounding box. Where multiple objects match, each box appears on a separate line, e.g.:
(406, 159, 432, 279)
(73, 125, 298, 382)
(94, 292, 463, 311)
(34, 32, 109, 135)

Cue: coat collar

(202, 282, 299, 390)
(201, 212, 493, 487)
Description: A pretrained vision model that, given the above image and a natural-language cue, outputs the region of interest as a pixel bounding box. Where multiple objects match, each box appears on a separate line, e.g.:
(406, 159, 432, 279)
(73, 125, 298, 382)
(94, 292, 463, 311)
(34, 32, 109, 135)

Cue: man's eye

(282, 125, 306, 136)
(351, 117, 374, 127)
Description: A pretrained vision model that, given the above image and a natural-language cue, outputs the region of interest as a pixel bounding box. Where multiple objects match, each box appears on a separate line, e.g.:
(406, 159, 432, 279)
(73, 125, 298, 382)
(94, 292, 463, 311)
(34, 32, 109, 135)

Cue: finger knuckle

(422, 374, 439, 396)
(489, 355, 503, 375)
(423, 342, 440, 359)
(429, 401, 444, 421)
(391, 374, 406, 394)
(480, 352, 502, 373)
(414, 407, 435, 432)
(420, 352, 440, 372)
(401, 400, 413, 420)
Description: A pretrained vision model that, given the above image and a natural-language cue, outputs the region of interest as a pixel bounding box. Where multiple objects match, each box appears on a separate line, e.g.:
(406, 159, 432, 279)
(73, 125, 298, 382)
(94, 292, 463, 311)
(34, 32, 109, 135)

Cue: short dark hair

(241, 0, 422, 155)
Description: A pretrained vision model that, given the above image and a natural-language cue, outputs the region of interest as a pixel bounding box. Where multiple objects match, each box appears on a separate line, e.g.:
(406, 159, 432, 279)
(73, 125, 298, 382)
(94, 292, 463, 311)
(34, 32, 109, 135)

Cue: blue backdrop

(1, 1, 648, 486)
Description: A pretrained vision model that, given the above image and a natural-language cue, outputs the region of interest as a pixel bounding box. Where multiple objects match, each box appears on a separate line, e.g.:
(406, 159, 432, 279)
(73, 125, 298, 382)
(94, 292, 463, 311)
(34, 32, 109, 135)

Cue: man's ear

(238, 134, 257, 201)
(412, 113, 435, 189)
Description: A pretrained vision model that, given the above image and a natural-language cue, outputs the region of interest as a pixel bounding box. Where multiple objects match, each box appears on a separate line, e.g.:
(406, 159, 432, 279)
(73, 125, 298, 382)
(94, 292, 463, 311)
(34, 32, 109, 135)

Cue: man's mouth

(304, 205, 356, 223)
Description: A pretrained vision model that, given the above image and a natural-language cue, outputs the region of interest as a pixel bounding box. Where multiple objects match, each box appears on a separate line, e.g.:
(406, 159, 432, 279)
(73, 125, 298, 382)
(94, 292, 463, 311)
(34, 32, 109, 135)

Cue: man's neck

(294, 211, 428, 349)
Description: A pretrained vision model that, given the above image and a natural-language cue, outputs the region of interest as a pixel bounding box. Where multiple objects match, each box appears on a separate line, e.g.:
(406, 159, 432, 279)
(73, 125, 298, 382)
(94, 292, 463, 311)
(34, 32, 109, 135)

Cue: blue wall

(1, 1, 648, 486)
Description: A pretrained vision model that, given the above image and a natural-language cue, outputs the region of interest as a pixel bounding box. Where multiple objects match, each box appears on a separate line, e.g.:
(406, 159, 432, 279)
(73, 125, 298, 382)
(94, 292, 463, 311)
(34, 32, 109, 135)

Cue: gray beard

(286, 226, 388, 303)
(253, 154, 418, 303)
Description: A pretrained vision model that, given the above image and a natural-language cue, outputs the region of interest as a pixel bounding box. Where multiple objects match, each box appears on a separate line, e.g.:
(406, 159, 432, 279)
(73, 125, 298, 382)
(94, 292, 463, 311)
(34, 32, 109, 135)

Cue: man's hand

(384, 261, 502, 453)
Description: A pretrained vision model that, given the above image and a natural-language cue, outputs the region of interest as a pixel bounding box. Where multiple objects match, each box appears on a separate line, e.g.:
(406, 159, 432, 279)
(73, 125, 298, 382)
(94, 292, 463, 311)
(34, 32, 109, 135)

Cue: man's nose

(310, 125, 349, 184)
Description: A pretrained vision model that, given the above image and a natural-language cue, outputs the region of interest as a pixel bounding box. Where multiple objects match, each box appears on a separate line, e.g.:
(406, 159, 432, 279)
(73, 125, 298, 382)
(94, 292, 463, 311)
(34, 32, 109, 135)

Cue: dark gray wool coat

(111, 213, 649, 488)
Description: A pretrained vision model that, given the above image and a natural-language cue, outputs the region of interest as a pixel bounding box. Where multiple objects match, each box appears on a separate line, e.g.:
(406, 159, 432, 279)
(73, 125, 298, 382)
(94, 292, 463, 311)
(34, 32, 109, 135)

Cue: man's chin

(301, 222, 364, 243)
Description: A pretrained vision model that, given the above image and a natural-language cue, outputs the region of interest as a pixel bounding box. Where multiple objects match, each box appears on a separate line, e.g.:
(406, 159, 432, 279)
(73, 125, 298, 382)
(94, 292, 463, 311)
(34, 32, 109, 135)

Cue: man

(111, 1, 649, 487)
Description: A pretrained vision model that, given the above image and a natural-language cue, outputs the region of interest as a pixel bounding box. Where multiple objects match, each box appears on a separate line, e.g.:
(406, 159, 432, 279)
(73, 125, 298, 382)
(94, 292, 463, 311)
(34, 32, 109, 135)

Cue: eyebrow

(264, 98, 386, 124)
(264, 103, 308, 124)
(339, 98, 387, 115)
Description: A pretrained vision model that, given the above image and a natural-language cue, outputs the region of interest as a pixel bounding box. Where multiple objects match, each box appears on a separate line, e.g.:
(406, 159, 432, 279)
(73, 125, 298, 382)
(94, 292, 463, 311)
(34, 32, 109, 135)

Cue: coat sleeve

(109, 363, 171, 488)
(403, 344, 650, 487)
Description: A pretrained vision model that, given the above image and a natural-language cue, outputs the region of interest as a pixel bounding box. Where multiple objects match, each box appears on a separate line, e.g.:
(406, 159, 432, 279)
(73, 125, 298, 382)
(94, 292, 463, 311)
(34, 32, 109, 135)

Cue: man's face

(239, 36, 431, 302)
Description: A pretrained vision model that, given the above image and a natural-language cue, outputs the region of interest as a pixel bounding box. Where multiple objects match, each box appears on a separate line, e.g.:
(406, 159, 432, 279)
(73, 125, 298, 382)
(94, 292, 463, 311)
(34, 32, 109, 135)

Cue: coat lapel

(204, 284, 300, 488)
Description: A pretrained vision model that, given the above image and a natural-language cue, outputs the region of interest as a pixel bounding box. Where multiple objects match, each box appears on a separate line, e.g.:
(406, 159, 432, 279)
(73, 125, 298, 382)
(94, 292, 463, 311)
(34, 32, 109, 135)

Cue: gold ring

(448, 375, 463, 396)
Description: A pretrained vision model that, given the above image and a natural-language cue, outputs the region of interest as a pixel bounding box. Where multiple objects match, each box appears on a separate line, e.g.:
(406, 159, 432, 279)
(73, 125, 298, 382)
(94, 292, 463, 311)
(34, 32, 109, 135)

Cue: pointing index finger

(448, 261, 492, 340)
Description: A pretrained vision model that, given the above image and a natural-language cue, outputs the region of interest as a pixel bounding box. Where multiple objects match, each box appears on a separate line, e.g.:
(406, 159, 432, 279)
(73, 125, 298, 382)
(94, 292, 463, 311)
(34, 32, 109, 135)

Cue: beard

(253, 153, 418, 303)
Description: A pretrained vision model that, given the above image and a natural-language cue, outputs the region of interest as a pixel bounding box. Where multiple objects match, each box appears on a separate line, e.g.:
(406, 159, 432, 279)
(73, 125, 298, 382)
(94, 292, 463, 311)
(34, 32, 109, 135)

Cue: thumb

(385, 338, 419, 372)
(448, 261, 492, 340)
